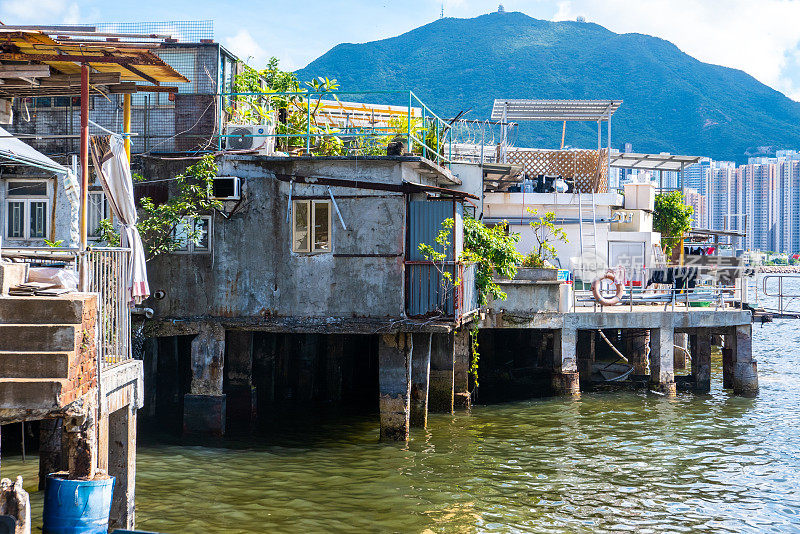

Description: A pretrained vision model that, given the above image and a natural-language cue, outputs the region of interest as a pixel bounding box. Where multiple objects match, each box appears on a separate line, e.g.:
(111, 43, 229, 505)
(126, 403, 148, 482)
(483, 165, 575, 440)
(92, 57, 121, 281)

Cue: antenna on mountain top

(498, 4, 505, 12)
(440, 2, 444, 18)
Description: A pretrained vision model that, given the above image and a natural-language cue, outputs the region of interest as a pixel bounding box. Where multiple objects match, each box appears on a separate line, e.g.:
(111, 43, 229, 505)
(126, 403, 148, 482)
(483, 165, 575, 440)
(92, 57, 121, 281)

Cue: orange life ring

(592, 270, 625, 306)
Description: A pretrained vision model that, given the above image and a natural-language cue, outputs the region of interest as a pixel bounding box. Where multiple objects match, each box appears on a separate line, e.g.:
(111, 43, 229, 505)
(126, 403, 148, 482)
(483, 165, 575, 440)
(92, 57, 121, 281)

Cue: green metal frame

(216, 89, 452, 168)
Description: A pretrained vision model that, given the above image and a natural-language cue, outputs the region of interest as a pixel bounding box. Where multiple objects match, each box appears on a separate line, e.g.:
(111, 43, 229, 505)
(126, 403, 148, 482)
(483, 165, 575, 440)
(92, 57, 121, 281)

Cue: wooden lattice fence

(506, 148, 608, 192)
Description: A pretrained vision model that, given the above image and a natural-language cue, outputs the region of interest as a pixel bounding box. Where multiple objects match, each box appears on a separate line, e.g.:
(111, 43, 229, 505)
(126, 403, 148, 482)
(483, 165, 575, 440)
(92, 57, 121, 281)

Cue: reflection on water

(4, 321, 800, 533)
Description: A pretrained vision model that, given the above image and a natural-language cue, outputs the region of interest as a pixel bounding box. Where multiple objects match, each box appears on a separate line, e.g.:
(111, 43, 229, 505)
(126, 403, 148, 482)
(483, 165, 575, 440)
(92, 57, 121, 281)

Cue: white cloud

(223, 29, 269, 69)
(550, 0, 800, 101)
(0, 0, 80, 23)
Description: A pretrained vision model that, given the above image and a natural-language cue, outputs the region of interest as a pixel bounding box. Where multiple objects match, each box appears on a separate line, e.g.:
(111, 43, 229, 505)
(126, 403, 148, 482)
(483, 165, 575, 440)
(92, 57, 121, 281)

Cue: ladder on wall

(577, 191, 598, 282)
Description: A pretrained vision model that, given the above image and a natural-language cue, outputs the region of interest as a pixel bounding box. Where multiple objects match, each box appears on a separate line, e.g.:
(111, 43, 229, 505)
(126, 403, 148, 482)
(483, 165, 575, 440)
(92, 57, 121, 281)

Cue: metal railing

(761, 274, 800, 315)
(1, 246, 132, 368)
(572, 265, 747, 312)
(217, 90, 454, 168)
(86, 247, 132, 367)
(405, 261, 478, 319)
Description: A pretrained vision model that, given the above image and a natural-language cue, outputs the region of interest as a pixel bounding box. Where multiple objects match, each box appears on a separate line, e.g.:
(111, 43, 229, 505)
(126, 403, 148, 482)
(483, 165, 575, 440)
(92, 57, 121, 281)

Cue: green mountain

(296, 11, 800, 163)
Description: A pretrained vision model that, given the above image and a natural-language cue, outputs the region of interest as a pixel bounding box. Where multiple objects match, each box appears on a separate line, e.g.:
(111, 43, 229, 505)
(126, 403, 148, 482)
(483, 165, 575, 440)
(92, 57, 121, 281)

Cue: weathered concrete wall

(146, 157, 452, 321)
(0, 172, 76, 247)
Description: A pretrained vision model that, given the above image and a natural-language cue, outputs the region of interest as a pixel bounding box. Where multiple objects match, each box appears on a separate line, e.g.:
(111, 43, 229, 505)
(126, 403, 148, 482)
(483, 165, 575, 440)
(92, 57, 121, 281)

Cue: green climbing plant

(99, 154, 222, 260)
(418, 216, 523, 385)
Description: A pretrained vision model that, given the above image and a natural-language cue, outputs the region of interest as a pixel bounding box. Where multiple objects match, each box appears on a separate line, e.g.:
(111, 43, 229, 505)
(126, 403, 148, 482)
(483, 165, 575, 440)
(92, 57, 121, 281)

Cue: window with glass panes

(5, 180, 50, 240)
(87, 191, 109, 239)
(292, 200, 331, 253)
(171, 215, 211, 253)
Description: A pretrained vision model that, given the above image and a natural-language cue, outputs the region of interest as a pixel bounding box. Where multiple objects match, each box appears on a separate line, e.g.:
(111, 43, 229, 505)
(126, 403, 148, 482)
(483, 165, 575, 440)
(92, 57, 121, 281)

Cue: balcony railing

(218, 90, 454, 168)
(1, 246, 132, 368)
(405, 261, 479, 320)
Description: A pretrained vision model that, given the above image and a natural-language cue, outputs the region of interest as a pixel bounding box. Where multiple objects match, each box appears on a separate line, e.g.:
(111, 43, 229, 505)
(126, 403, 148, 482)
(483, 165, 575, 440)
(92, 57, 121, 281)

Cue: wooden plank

(0, 65, 51, 78)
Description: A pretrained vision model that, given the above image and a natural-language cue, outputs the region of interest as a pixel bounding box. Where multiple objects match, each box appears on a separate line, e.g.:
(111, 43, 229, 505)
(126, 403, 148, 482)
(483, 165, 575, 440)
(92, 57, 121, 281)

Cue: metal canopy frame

(609, 152, 701, 172)
(490, 99, 621, 166)
(490, 99, 621, 122)
(609, 152, 702, 191)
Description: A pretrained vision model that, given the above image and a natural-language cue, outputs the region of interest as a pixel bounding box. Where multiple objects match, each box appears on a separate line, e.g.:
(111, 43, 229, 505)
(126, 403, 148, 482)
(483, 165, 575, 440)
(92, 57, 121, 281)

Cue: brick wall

(62, 294, 98, 406)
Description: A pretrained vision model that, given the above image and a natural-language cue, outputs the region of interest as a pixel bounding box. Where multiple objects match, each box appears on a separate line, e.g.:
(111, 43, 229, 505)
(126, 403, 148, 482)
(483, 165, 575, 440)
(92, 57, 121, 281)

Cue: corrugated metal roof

(609, 152, 702, 171)
(0, 125, 67, 174)
(0, 29, 188, 90)
(491, 99, 622, 121)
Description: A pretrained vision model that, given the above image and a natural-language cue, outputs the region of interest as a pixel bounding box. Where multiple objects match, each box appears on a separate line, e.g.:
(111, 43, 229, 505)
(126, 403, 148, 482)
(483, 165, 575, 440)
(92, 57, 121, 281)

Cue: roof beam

(0, 52, 158, 66)
(0, 65, 51, 78)
(120, 64, 158, 85)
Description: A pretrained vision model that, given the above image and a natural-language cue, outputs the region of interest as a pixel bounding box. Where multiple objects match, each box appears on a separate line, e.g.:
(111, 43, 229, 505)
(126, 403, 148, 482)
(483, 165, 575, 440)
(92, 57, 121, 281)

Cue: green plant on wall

(418, 216, 523, 385)
(653, 191, 693, 254)
(99, 154, 222, 260)
(520, 209, 568, 268)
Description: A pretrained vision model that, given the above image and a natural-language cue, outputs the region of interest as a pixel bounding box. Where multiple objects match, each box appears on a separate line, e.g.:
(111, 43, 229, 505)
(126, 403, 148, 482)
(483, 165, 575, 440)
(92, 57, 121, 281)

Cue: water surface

(5, 317, 800, 533)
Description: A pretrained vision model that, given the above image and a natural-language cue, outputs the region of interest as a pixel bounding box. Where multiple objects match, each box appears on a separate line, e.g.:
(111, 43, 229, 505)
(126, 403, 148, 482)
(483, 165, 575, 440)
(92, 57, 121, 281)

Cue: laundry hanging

(89, 135, 150, 304)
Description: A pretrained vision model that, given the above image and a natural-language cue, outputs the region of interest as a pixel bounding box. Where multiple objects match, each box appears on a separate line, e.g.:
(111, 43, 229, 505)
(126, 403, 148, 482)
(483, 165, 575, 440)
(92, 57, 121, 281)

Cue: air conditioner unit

(225, 117, 276, 155)
(212, 176, 241, 201)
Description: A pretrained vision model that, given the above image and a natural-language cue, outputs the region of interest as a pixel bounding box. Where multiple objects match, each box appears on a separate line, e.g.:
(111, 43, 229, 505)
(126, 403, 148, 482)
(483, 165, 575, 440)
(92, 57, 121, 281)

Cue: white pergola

(608, 152, 702, 190)
(490, 99, 623, 163)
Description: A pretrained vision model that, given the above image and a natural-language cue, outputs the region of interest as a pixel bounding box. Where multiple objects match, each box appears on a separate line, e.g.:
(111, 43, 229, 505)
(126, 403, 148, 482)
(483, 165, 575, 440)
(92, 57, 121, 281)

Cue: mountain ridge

(296, 11, 800, 163)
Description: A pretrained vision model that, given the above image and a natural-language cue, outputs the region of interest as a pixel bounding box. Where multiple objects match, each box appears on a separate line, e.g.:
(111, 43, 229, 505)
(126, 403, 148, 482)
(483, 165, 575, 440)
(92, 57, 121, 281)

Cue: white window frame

(4, 179, 51, 241)
(172, 215, 212, 254)
(291, 199, 332, 254)
(87, 190, 110, 240)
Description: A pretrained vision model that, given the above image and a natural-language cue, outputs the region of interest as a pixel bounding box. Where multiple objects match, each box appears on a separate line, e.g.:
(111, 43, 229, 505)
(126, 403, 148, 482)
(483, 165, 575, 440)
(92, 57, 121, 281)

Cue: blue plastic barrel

(43, 474, 115, 534)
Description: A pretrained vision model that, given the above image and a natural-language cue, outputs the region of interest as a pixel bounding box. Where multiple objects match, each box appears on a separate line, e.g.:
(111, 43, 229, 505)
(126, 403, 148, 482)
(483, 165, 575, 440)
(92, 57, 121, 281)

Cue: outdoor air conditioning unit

(212, 176, 241, 201)
(225, 118, 276, 155)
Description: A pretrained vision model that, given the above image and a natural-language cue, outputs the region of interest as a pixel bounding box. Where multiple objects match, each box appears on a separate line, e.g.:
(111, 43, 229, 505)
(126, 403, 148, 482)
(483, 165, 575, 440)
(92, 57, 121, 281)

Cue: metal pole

(501, 104, 507, 163)
(607, 117, 611, 188)
(408, 92, 413, 155)
(597, 120, 601, 150)
(123, 93, 132, 162)
(306, 97, 311, 154)
(80, 63, 89, 252)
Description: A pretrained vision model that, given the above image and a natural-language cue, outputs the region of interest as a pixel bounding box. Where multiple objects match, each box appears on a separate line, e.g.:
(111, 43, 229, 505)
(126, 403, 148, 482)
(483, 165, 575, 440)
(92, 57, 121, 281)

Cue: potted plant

(515, 209, 568, 281)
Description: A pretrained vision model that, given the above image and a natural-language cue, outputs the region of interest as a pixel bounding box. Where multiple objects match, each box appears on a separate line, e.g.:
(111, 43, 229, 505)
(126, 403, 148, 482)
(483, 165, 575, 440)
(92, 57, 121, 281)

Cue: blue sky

(3, 0, 800, 101)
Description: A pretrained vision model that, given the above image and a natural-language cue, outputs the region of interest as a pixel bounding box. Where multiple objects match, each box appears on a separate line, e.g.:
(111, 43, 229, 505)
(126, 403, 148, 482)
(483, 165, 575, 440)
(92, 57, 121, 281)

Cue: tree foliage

(418, 216, 523, 306)
(100, 154, 221, 260)
(418, 216, 522, 386)
(653, 191, 694, 252)
(521, 209, 568, 268)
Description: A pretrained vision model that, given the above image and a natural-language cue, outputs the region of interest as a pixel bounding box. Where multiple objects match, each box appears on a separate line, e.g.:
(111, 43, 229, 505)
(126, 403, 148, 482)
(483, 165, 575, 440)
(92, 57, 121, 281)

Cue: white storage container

(624, 182, 656, 211)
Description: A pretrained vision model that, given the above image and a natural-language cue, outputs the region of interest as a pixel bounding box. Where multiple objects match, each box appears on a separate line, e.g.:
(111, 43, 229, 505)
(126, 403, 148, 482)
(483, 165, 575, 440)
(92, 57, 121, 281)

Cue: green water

(4, 320, 800, 533)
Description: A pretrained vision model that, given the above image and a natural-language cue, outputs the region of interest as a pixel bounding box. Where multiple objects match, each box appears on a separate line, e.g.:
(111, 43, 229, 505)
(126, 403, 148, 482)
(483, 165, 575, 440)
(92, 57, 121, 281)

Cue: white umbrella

(90, 135, 150, 304)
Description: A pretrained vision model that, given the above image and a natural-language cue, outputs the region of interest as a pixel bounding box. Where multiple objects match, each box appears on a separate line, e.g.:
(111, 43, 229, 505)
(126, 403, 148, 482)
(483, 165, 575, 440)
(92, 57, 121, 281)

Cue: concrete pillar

(225, 331, 256, 434)
(108, 404, 136, 531)
(649, 326, 676, 396)
(692, 331, 712, 393)
(731, 324, 758, 396)
(410, 333, 432, 428)
(38, 418, 64, 490)
(428, 333, 454, 414)
(378, 333, 413, 441)
(142, 338, 158, 419)
(722, 333, 734, 389)
(65, 406, 98, 479)
(184, 322, 226, 437)
(326, 335, 344, 402)
(453, 329, 471, 409)
(552, 327, 579, 396)
(626, 329, 650, 375)
(674, 333, 689, 370)
(577, 330, 595, 385)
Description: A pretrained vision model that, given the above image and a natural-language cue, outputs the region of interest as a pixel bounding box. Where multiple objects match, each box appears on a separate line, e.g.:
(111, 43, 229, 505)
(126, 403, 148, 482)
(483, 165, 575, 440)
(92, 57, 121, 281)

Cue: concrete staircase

(0, 295, 96, 422)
